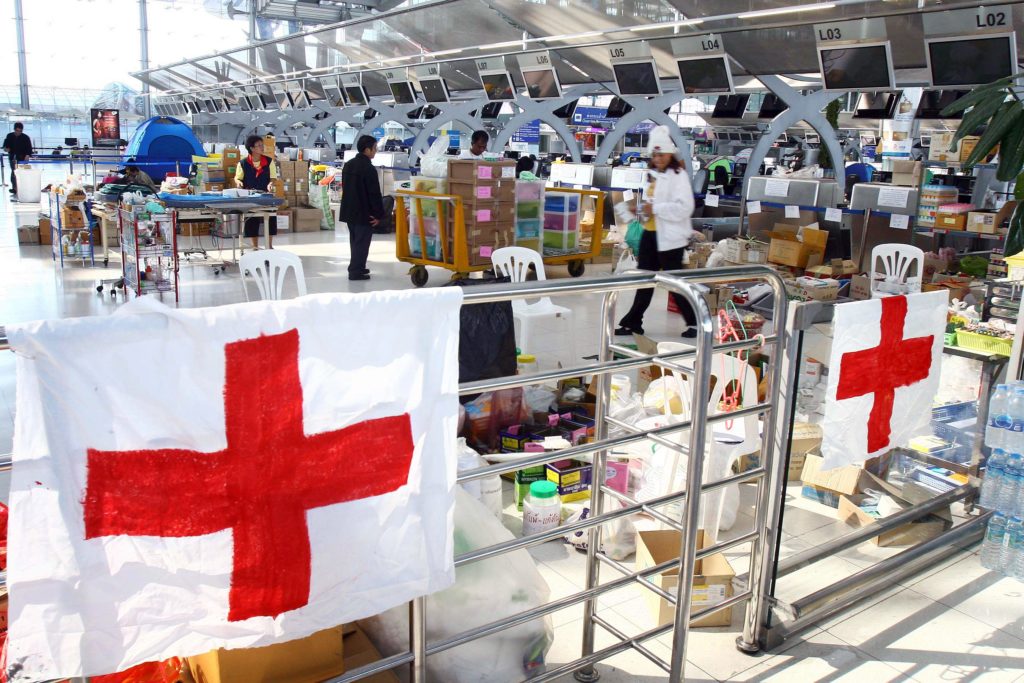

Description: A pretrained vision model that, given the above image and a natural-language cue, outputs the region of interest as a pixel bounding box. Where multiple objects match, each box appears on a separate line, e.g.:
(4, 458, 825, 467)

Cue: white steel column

(139, 0, 151, 119)
(14, 0, 29, 111)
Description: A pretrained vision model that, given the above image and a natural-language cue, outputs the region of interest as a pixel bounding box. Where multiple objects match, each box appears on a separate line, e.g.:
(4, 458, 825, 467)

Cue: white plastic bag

(562, 499, 637, 560)
(613, 250, 638, 275)
(456, 437, 503, 518)
(361, 488, 553, 682)
(419, 135, 451, 178)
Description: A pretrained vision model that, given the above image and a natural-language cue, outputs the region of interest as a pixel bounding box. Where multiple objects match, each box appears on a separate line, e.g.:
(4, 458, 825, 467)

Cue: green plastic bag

(625, 219, 644, 254)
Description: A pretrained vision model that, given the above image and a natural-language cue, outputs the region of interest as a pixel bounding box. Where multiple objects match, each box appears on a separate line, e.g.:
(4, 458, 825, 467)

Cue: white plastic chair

(656, 342, 761, 542)
(490, 247, 574, 361)
(240, 250, 307, 301)
(870, 243, 924, 298)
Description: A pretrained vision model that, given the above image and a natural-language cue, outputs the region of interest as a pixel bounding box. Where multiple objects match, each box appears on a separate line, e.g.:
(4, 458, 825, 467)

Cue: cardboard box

(61, 207, 86, 228)
(805, 258, 857, 279)
(341, 624, 401, 682)
(800, 453, 889, 508)
(837, 472, 952, 547)
(514, 465, 548, 511)
(935, 213, 967, 231)
(447, 159, 517, 183)
(292, 207, 321, 232)
(187, 625, 345, 683)
(766, 223, 828, 268)
(786, 276, 839, 301)
(890, 160, 922, 187)
(967, 211, 1000, 234)
(722, 238, 769, 265)
(635, 530, 735, 628)
(38, 216, 52, 245)
(850, 273, 871, 300)
(17, 226, 38, 244)
(181, 221, 212, 237)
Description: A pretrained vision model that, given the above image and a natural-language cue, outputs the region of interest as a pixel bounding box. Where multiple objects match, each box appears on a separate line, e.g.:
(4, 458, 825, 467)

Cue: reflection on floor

(1, 190, 1022, 682)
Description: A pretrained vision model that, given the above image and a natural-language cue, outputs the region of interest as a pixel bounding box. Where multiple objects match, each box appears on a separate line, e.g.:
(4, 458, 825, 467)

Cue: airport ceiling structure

(139, 0, 1024, 100)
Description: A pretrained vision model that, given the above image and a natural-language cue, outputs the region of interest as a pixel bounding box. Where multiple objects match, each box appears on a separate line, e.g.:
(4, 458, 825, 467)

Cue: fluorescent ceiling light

(430, 48, 464, 56)
(737, 2, 836, 19)
(480, 40, 525, 49)
(545, 30, 604, 42)
(632, 18, 704, 32)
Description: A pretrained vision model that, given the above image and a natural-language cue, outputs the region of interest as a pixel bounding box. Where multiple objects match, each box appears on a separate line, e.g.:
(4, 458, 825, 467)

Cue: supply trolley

(47, 190, 96, 269)
(119, 206, 180, 301)
(395, 186, 605, 287)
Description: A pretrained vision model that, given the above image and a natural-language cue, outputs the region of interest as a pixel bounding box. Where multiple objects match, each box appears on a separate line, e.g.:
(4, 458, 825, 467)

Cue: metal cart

(395, 187, 605, 287)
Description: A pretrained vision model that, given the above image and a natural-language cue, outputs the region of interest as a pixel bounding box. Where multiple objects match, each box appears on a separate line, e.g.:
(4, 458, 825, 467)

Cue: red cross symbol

(83, 329, 416, 622)
(836, 296, 934, 453)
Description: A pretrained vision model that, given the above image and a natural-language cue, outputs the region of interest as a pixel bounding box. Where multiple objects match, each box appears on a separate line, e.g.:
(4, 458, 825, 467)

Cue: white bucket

(15, 167, 41, 203)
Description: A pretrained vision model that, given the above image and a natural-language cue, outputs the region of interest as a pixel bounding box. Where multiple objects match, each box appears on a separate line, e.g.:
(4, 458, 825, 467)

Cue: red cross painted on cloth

(836, 296, 934, 453)
(83, 329, 415, 622)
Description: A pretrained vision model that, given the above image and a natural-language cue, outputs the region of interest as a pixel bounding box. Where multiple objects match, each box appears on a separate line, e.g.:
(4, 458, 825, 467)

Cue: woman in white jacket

(615, 126, 702, 338)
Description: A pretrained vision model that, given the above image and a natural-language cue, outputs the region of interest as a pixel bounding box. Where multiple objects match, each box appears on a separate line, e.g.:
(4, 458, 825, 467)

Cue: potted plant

(942, 73, 1024, 254)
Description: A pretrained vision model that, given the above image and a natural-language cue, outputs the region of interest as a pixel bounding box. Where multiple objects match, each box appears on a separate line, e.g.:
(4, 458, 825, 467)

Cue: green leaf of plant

(1016, 170, 1024, 203)
(941, 73, 1019, 115)
(952, 94, 1008, 146)
(1005, 202, 1024, 258)
(996, 124, 1024, 182)
(965, 102, 1023, 168)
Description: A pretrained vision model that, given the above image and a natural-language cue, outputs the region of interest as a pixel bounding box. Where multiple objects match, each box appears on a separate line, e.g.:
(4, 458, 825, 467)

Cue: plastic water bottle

(987, 384, 1012, 449)
(982, 512, 1008, 571)
(1006, 388, 1024, 453)
(981, 448, 1008, 510)
(1007, 517, 1024, 579)
(999, 453, 1023, 514)
(997, 453, 1023, 514)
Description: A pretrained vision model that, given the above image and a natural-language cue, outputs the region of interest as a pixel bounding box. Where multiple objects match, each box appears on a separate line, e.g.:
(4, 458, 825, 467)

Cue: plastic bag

(624, 219, 644, 254)
(562, 500, 637, 560)
(465, 388, 530, 451)
(361, 488, 553, 682)
(457, 437, 503, 517)
(420, 135, 451, 178)
(613, 250, 637, 275)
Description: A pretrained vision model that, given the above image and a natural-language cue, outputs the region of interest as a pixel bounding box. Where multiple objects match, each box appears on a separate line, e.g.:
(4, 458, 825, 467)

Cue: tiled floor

(2, 189, 1023, 682)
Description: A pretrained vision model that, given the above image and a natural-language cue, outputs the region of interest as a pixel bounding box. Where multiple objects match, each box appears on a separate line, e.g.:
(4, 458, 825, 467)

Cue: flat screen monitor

(186, 100, 200, 114)
(818, 42, 894, 91)
(758, 93, 787, 118)
(853, 91, 900, 118)
(523, 68, 561, 99)
(926, 34, 1017, 87)
(676, 55, 733, 94)
(606, 97, 634, 118)
(419, 77, 450, 104)
(553, 99, 578, 119)
(236, 95, 252, 112)
(64, 137, 79, 146)
(711, 94, 749, 118)
(321, 78, 345, 107)
(612, 59, 661, 96)
(273, 89, 293, 109)
(481, 72, 515, 101)
(479, 101, 503, 119)
(343, 85, 368, 106)
(288, 84, 310, 109)
(389, 81, 417, 105)
(916, 89, 968, 119)
(201, 98, 217, 113)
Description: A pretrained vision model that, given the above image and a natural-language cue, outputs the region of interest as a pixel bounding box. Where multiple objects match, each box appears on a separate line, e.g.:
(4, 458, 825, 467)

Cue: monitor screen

(290, 89, 310, 108)
(185, 100, 200, 114)
(819, 43, 894, 90)
(711, 94, 750, 118)
(479, 101, 503, 119)
(321, 79, 345, 106)
(676, 55, 732, 94)
(916, 89, 968, 119)
(606, 97, 634, 118)
(927, 35, 1016, 87)
(236, 96, 252, 112)
(758, 93, 787, 118)
(553, 99, 578, 119)
(343, 85, 367, 106)
(853, 91, 899, 118)
(273, 90, 292, 109)
(523, 68, 561, 99)
(389, 81, 417, 105)
(419, 77, 449, 104)
(481, 72, 515, 101)
(612, 60, 661, 96)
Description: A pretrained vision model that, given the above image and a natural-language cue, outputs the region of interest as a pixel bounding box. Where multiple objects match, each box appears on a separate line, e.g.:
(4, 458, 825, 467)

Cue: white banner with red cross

(6, 290, 463, 680)
(820, 291, 947, 470)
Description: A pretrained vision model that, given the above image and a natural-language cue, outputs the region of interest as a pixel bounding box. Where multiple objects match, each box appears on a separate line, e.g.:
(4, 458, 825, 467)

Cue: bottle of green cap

(529, 480, 558, 499)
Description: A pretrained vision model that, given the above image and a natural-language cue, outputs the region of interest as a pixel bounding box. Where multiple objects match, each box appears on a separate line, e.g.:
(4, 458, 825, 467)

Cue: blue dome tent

(123, 116, 205, 182)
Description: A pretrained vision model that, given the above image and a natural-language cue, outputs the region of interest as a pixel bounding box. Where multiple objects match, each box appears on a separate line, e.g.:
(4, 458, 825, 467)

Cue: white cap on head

(647, 125, 678, 156)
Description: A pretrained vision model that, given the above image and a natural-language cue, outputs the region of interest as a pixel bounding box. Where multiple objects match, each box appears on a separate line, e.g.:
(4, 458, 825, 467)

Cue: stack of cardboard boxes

(278, 159, 320, 232)
(447, 159, 517, 265)
(220, 147, 240, 189)
(195, 159, 227, 193)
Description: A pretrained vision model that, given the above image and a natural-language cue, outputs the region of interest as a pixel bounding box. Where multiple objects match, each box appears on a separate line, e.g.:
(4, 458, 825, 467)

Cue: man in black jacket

(339, 135, 384, 281)
(3, 122, 33, 197)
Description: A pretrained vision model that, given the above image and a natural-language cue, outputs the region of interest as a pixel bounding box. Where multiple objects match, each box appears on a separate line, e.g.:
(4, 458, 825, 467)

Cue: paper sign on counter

(705, 193, 719, 207)
(825, 207, 843, 223)
(785, 205, 800, 219)
(477, 166, 493, 180)
(877, 187, 910, 208)
(476, 186, 492, 199)
(747, 200, 762, 215)
(476, 209, 492, 222)
(501, 166, 515, 178)
(479, 246, 493, 257)
(764, 178, 790, 197)
(889, 213, 910, 229)
(623, 189, 635, 202)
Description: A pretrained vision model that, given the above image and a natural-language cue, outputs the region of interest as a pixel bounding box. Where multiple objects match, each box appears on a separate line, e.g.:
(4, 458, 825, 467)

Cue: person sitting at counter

(459, 130, 489, 159)
(123, 163, 158, 193)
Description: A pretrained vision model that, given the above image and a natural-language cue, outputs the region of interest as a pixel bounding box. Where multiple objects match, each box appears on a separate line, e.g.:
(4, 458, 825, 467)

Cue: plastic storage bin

(15, 167, 41, 203)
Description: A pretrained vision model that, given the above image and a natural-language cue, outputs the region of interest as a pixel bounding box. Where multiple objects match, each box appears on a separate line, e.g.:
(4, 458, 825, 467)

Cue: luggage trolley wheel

(568, 259, 586, 277)
(409, 265, 429, 287)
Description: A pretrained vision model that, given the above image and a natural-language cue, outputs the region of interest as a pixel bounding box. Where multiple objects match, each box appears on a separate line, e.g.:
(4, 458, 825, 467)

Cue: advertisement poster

(91, 109, 121, 148)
